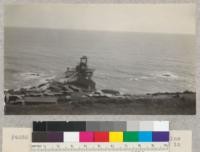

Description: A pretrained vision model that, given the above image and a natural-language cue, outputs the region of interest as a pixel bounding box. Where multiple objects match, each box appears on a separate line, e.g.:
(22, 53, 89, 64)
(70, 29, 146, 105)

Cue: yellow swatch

(109, 132, 123, 142)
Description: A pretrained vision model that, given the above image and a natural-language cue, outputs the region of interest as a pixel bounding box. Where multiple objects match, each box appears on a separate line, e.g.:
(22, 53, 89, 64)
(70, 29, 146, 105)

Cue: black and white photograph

(4, 3, 196, 115)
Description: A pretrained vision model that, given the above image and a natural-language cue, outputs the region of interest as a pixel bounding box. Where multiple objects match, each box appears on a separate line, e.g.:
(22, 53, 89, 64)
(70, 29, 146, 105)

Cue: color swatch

(153, 132, 169, 142)
(123, 131, 138, 142)
(48, 132, 63, 142)
(94, 132, 109, 142)
(109, 132, 123, 142)
(139, 132, 152, 142)
(79, 132, 94, 142)
(64, 132, 79, 142)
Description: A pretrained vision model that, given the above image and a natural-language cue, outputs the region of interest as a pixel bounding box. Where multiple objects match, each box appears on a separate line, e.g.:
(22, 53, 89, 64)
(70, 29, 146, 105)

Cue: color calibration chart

(2, 121, 192, 152)
(32, 121, 169, 152)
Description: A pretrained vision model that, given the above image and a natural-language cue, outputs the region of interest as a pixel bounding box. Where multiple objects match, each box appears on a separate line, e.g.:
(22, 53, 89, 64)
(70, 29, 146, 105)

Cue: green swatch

(123, 131, 139, 142)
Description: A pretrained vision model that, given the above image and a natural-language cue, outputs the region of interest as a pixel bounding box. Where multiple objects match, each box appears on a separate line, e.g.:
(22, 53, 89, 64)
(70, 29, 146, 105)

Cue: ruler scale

(31, 142, 169, 152)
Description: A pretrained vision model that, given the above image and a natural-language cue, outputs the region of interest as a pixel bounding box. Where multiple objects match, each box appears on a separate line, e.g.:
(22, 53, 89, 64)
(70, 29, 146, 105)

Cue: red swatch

(94, 132, 109, 142)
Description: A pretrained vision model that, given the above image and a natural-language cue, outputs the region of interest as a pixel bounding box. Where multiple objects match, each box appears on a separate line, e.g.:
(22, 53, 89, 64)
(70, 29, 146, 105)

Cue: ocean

(4, 27, 195, 94)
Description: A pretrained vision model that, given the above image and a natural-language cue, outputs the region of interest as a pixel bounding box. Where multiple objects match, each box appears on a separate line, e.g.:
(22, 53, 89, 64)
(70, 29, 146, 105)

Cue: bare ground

(4, 92, 196, 115)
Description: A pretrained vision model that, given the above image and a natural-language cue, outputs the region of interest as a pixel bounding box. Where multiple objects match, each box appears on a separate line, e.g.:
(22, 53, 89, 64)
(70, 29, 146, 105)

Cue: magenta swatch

(79, 132, 94, 142)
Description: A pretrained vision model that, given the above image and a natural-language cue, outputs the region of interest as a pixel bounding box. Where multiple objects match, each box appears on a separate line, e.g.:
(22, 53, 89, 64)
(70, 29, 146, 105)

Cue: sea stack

(66, 56, 96, 92)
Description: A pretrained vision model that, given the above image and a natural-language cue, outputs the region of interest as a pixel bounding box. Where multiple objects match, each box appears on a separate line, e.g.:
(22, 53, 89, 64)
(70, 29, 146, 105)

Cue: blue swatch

(138, 131, 152, 142)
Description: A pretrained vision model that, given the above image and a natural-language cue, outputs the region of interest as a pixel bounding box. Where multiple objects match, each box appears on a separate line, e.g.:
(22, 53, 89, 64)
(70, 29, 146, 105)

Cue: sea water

(4, 27, 195, 94)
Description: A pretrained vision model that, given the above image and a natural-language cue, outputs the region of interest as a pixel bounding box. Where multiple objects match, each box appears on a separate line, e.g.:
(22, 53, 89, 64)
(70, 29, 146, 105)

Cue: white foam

(19, 72, 55, 89)
(153, 71, 179, 79)
(20, 72, 41, 80)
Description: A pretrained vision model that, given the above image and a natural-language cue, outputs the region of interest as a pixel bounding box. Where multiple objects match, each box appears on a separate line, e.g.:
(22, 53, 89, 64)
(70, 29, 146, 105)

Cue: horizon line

(4, 26, 196, 36)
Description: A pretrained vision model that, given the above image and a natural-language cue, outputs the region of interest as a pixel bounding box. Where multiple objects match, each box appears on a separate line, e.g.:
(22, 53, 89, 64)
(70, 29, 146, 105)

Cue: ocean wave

(18, 72, 55, 89)
(96, 70, 179, 82)
(153, 71, 179, 79)
(127, 71, 179, 82)
(19, 72, 41, 80)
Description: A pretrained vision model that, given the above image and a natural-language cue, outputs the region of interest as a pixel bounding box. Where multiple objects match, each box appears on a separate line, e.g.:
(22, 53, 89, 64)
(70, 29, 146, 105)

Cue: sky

(4, 3, 195, 34)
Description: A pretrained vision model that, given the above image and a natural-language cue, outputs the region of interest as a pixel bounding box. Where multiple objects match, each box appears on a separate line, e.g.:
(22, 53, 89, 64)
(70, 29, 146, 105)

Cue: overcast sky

(4, 4, 195, 34)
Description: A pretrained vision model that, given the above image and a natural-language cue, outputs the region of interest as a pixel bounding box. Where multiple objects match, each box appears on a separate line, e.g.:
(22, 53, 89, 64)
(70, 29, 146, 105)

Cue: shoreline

(4, 57, 195, 115)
